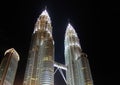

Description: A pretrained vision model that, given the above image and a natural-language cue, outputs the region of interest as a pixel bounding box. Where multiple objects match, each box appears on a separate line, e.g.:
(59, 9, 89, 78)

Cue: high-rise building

(23, 9, 93, 85)
(0, 48, 20, 85)
(23, 9, 54, 85)
(64, 23, 93, 85)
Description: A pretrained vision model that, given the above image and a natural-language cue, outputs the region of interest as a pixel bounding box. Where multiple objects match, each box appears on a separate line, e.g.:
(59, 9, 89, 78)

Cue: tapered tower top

(39, 9, 51, 23)
(33, 9, 51, 33)
(65, 23, 77, 37)
(41, 9, 49, 17)
(65, 23, 81, 49)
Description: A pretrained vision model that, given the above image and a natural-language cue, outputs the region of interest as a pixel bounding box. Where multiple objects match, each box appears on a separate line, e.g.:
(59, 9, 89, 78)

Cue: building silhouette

(23, 9, 93, 85)
(0, 48, 20, 85)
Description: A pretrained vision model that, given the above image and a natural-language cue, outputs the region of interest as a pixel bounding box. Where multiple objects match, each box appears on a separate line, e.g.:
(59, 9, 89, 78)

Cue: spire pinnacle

(40, 8, 51, 23)
(41, 9, 49, 16)
(65, 23, 81, 49)
(65, 23, 78, 37)
(67, 23, 75, 31)
(33, 8, 51, 34)
(40, 6, 49, 17)
(45, 6, 47, 10)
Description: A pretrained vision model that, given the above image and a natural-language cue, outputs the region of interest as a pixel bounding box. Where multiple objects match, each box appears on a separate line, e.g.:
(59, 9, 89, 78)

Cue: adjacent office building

(0, 48, 20, 85)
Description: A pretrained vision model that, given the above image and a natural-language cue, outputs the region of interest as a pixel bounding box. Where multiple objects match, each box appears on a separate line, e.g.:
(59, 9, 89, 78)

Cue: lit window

(43, 57, 49, 61)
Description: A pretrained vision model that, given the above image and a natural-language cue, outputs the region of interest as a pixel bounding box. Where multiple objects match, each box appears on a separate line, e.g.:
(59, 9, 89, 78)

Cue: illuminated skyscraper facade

(0, 48, 20, 85)
(23, 9, 93, 85)
(23, 10, 54, 85)
(64, 23, 93, 85)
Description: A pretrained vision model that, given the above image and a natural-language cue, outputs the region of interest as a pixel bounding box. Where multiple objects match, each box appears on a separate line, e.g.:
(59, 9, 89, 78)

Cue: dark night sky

(0, 0, 119, 85)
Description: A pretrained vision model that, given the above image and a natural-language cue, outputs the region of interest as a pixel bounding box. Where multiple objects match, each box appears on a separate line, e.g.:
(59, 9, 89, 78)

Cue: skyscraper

(23, 9, 54, 85)
(23, 9, 93, 85)
(64, 23, 93, 85)
(0, 48, 20, 85)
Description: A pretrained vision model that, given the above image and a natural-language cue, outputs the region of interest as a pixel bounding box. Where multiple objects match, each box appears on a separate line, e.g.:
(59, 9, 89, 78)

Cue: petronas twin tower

(23, 9, 93, 85)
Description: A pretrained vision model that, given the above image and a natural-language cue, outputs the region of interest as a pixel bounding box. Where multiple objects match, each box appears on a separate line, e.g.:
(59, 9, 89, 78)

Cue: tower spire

(40, 8, 51, 23)
(65, 22, 81, 49)
(45, 6, 47, 10)
(65, 23, 77, 37)
(40, 9, 50, 19)
(33, 8, 51, 33)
